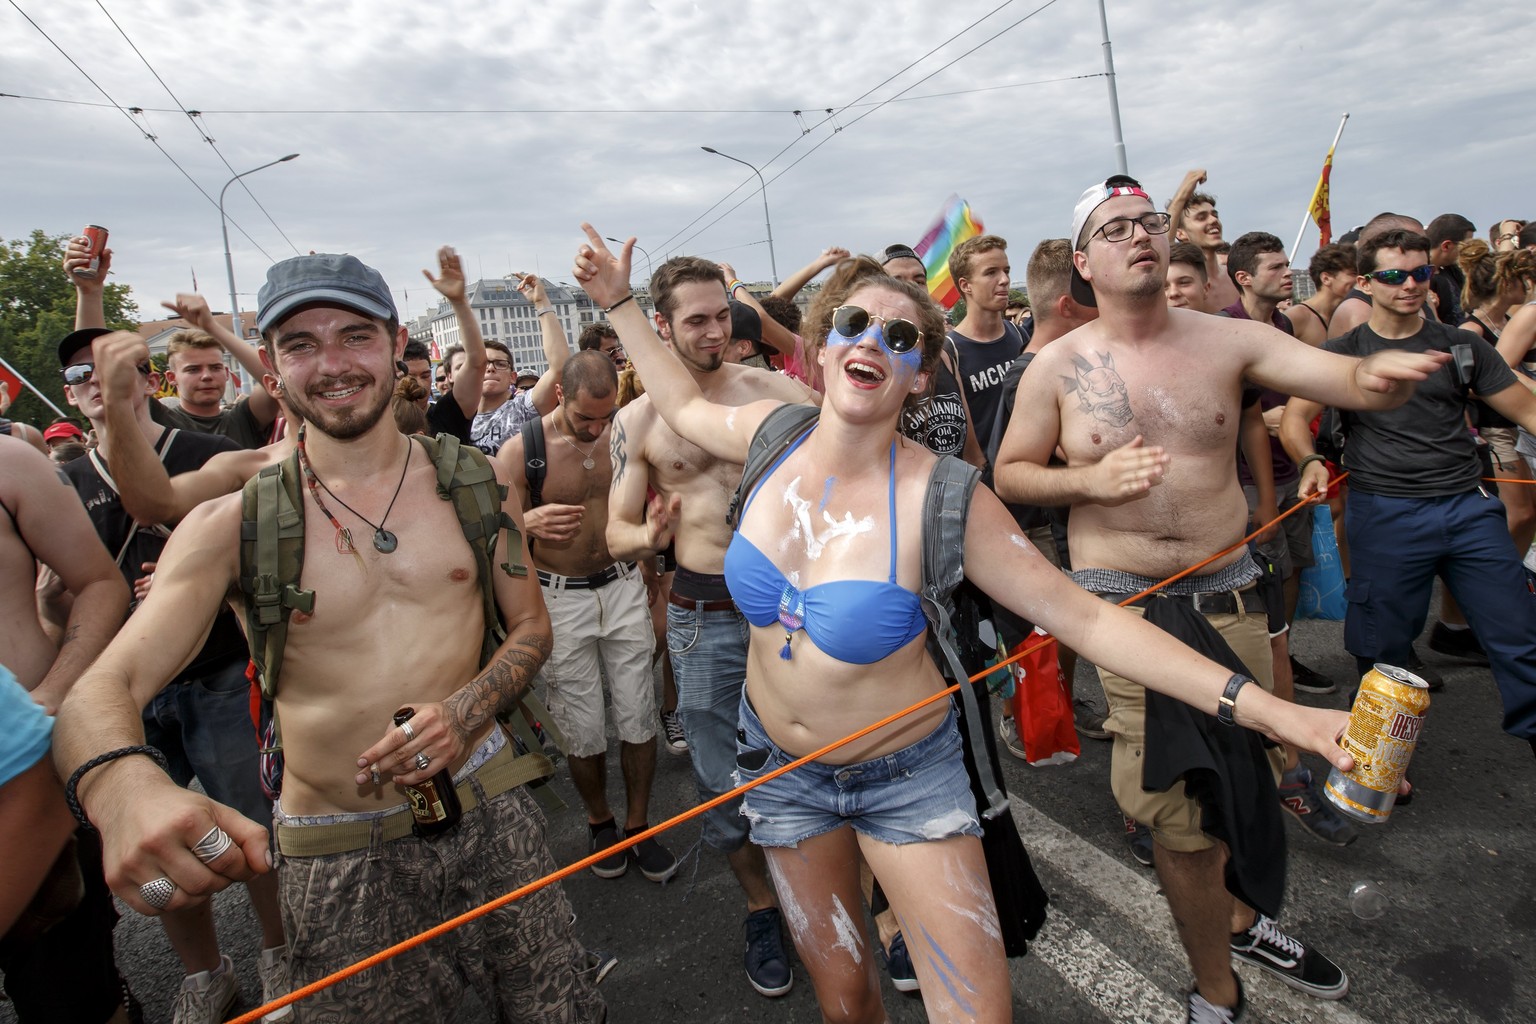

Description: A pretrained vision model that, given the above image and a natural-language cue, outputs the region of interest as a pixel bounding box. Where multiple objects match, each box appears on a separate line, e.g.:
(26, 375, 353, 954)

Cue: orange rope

(226, 473, 1349, 1024)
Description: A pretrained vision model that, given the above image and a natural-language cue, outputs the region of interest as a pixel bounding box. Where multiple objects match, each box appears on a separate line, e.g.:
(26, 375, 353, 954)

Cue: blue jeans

(734, 695, 980, 848)
(1346, 488, 1536, 739)
(143, 656, 272, 824)
(666, 600, 751, 852)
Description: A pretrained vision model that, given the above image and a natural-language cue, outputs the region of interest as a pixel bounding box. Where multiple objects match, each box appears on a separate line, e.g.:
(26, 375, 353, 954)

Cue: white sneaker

(173, 955, 238, 1024)
(258, 945, 294, 1021)
(998, 715, 1028, 762)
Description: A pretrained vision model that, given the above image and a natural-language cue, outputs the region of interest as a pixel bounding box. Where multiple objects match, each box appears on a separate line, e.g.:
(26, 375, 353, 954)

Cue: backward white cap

(1068, 174, 1150, 306)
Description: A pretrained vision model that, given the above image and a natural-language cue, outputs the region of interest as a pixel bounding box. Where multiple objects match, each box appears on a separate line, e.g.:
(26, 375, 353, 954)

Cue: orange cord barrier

(226, 473, 1349, 1024)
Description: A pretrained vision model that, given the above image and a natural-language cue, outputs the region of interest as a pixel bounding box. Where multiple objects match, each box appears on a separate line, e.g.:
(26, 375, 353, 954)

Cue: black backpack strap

(727, 403, 820, 529)
(520, 416, 547, 509)
(919, 454, 1009, 820)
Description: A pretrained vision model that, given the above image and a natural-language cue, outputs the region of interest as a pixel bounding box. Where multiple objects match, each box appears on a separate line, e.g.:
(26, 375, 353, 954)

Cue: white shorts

(538, 564, 657, 758)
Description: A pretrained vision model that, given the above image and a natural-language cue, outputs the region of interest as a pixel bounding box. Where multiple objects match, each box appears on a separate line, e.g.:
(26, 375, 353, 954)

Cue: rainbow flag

(914, 195, 984, 309)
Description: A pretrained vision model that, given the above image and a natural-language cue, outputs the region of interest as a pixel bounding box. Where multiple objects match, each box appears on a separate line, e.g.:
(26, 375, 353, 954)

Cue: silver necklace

(556, 429, 600, 470)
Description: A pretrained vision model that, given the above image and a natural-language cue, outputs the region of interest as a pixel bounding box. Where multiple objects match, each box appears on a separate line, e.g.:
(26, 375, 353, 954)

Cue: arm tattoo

(60, 624, 81, 647)
(609, 415, 628, 492)
(1061, 351, 1134, 429)
(442, 630, 553, 743)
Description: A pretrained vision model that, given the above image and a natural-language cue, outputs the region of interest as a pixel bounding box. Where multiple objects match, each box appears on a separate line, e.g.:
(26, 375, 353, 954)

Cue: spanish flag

(1308, 146, 1336, 247)
(915, 196, 984, 310)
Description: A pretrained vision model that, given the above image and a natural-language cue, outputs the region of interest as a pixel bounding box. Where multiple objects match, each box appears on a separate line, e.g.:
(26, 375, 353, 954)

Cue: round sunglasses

(831, 305, 921, 354)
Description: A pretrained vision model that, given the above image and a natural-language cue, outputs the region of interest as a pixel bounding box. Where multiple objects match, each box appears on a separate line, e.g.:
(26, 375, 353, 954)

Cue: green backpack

(237, 432, 560, 795)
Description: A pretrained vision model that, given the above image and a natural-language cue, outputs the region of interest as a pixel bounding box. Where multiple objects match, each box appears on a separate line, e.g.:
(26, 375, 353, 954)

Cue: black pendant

(374, 529, 398, 554)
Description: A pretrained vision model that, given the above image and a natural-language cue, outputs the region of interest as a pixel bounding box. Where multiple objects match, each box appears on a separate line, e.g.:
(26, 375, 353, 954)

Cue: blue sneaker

(883, 931, 920, 993)
(743, 908, 793, 997)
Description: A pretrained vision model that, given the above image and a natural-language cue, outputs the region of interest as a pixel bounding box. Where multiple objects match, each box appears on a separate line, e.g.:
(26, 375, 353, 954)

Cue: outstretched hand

(161, 293, 216, 333)
(1354, 348, 1450, 394)
(424, 246, 466, 303)
(572, 225, 634, 309)
(515, 272, 549, 307)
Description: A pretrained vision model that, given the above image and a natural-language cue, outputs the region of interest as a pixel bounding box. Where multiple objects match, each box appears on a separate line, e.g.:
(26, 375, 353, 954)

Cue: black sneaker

(1073, 699, 1111, 740)
(1124, 816, 1154, 868)
(1428, 621, 1488, 664)
(1278, 764, 1357, 846)
(882, 930, 920, 994)
(625, 828, 679, 883)
(589, 824, 627, 879)
(1186, 973, 1245, 1023)
(1230, 914, 1348, 1000)
(1404, 646, 1444, 692)
(660, 709, 689, 756)
(1288, 656, 1337, 695)
(743, 908, 794, 997)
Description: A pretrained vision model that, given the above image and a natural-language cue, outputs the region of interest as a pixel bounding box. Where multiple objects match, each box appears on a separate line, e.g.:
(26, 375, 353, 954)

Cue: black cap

(58, 327, 114, 366)
(729, 300, 762, 345)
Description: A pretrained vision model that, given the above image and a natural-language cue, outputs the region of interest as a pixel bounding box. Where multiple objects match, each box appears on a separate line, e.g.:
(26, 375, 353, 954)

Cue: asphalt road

(9, 592, 1533, 1023)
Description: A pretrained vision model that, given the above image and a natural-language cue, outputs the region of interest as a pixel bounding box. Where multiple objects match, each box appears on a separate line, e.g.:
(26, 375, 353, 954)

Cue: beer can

(77, 224, 109, 279)
(1324, 664, 1430, 823)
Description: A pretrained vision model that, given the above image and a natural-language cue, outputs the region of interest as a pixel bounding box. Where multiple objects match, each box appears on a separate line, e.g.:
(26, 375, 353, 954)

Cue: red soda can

(77, 225, 109, 279)
(1324, 664, 1430, 823)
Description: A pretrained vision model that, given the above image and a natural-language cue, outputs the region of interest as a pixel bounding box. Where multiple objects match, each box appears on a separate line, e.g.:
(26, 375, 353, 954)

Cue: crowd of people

(3, 175, 1535, 1024)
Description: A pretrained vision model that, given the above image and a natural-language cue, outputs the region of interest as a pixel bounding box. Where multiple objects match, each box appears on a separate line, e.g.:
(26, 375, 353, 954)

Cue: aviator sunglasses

(61, 361, 151, 386)
(1367, 265, 1435, 286)
(831, 305, 922, 355)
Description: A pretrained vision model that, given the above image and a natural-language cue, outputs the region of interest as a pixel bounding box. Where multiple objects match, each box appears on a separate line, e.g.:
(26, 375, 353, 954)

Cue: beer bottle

(393, 707, 463, 837)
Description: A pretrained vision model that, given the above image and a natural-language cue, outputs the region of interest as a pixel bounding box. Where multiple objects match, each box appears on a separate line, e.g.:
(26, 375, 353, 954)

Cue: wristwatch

(1216, 673, 1250, 727)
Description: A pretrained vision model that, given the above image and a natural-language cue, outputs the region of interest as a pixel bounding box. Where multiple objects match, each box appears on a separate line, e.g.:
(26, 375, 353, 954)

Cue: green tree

(0, 230, 137, 428)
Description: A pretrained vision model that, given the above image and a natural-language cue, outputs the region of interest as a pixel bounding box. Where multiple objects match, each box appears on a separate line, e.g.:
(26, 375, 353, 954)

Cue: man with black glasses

(995, 176, 1446, 1023)
(1283, 229, 1536, 757)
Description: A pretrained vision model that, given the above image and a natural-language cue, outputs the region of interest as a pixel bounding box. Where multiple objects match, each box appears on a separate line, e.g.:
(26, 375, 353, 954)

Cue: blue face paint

(818, 477, 836, 512)
(824, 324, 922, 372)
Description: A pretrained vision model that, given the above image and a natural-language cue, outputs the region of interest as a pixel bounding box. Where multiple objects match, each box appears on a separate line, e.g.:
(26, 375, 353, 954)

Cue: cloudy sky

(4, 0, 1533, 323)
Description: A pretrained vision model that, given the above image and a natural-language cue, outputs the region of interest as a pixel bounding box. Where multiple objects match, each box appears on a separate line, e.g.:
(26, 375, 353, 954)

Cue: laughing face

(819, 285, 926, 415)
(265, 306, 402, 440)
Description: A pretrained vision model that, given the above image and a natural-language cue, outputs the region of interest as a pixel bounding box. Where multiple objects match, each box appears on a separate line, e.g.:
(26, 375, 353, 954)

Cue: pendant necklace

(296, 426, 413, 554)
(556, 429, 600, 470)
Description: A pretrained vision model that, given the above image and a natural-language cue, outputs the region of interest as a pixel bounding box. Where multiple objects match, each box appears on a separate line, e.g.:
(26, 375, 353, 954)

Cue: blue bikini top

(723, 427, 926, 664)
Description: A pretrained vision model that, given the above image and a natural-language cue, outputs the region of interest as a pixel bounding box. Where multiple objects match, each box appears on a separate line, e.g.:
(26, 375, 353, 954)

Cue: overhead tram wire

(651, 0, 1028, 257)
(666, 0, 1067, 257)
(6, 0, 273, 260)
(92, 0, 302, 257)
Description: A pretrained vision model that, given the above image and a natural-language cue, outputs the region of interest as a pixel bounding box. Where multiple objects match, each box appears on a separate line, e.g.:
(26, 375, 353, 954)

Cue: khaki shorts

(1098, 596, 1282, 853)
(539, 565, 657, 758)
(1484, 426, 1520, 471)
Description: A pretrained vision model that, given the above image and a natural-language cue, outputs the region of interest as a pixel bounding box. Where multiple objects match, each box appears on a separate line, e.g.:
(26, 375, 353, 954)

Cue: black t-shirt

(950, 321, 1025, 453)
(64, 428, 248, 675)
(1430, 264, 1465, 326)
(1325, 320, 1517, 497)
(150, 396, 268, 450)
(899, 341, 969, 458)
(426, 394, 475, 445)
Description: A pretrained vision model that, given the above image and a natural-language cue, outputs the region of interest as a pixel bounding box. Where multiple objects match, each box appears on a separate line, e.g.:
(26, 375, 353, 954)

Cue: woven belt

(667, 592, 736, 613)
(275, 740, 554, 858)
(536, 561, 636, 590)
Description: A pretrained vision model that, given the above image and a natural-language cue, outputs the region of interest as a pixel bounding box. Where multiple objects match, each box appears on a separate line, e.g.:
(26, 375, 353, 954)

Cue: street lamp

(607, 237, 654, 283)
(220, 154, 299, 351)
(700, 146, 779, 286)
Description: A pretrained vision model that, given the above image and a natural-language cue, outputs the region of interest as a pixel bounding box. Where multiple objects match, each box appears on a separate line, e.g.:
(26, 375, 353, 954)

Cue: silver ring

(192, 826, 234, 864)
(414, 752, 431, 771)
(139, 877, 176, 910)
(398, 720, 416, 742)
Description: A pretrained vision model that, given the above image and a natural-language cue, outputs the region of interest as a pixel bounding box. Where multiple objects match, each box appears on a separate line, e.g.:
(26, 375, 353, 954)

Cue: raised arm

(770, 246, 848, 301)
(160, 293, 278, 426)
(53, 496, 271, 914)
(426, 247, 487, 418)
(1165, 168, 1206, 247)
(720, 261, 794, 357)
(516, 273, 571, 415)
(1, 439, 130, 713)
(64, 234, 111, 330)
(572, 224, 773, 464)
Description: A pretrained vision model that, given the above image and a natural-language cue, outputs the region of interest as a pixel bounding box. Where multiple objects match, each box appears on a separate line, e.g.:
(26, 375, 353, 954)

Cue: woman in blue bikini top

(573, 230, 1359, 1024)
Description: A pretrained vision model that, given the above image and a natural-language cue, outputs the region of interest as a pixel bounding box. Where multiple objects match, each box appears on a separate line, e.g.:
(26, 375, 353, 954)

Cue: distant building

(425, 278, 655, 372)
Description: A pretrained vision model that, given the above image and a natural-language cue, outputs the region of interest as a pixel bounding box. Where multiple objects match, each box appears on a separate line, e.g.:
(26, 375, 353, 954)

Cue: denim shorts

(733, 695, 982, 848)
(143, 655, 271, 824)
(667, 598, 752, 852)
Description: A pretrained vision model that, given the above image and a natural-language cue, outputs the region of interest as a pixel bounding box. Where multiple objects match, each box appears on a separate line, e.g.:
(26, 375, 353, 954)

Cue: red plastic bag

(1004, 627, 1079, 766)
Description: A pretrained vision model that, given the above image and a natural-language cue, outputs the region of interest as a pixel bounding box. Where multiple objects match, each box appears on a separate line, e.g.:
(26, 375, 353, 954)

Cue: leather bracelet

(1216, 673, 1250, 727)
(603, 294, 635, 314)
(65, 745, 171, 830)
(1297, 452, 1328, 474)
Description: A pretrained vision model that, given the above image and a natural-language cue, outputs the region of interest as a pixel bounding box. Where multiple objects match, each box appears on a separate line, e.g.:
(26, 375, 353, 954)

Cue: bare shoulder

(0, 433, 53, 486)
(720, 363, 810, 405)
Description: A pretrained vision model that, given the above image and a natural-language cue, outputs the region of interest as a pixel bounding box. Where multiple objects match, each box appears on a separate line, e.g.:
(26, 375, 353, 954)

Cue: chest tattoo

(1063, 352, 1134, 429)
